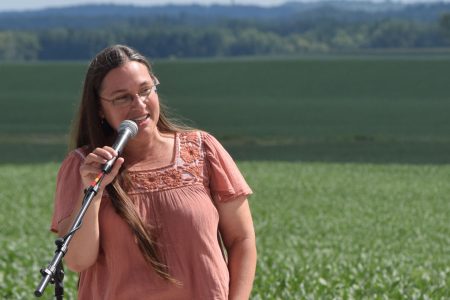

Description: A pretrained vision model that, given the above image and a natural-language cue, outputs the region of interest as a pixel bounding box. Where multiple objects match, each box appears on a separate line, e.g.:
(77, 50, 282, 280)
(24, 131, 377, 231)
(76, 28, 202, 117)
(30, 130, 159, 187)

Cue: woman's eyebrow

(108, 80, 153, 95)
(139, 80, 153, 86)
(108, 88, 128, 96)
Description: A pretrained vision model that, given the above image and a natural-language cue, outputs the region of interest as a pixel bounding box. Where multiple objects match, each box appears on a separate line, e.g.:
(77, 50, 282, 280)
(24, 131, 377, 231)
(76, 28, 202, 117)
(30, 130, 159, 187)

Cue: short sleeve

(50, 149, 86, 233)
(202, 132, 252, 202)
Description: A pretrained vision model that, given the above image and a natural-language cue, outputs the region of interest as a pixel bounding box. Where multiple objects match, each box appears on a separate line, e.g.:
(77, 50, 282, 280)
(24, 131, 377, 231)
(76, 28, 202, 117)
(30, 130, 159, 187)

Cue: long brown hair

(70, 44, 188, 282)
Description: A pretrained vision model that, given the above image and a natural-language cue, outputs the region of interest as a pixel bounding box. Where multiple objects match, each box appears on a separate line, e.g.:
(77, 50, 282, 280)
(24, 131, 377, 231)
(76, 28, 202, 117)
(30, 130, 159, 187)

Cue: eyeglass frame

(99, 74, 159, 107)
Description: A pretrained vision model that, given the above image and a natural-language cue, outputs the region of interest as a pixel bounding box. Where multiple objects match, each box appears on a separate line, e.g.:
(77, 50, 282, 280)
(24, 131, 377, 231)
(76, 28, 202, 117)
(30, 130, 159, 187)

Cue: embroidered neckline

(124, 131, 205, 194)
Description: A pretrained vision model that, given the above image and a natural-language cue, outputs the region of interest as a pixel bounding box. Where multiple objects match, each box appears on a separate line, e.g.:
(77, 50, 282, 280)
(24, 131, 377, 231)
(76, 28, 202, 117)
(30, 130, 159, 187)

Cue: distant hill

(1, 1, 450, 60)
(0, 1, 406, 18)
(1, 1, 450, 30)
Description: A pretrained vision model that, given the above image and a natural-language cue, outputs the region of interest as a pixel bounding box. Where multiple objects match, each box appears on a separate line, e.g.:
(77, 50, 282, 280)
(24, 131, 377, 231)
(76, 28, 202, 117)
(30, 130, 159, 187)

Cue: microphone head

(118, 120, 138, 137)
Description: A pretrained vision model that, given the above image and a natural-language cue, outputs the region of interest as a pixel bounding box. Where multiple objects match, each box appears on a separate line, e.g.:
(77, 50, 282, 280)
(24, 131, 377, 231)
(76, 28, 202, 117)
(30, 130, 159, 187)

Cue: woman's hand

(79, 146, 125, 190)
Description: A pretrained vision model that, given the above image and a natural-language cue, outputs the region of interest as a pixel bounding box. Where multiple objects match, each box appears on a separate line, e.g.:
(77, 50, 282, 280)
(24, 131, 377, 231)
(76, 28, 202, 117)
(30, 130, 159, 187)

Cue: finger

(109, 157, 124, 177)
(92, 147, 115, 160)
(85, 152, 108, 165)
(86, 146, 117, 165)
(80, 164, 103, 175)
(101, 146, 118, 158)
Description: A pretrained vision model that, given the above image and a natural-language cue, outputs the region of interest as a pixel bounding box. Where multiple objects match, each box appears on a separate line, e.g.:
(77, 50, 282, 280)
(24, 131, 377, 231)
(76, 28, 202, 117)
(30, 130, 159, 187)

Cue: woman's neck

(122, 129, 175, 167)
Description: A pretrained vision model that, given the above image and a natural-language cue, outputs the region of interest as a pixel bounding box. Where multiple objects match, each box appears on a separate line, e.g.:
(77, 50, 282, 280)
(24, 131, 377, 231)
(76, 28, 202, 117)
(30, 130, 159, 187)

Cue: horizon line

(1, 0, 449, 13)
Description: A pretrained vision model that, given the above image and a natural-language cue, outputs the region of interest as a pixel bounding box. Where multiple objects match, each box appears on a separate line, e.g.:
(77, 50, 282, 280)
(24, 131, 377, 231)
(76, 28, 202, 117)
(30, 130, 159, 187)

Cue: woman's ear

(99, 108, 105, 119)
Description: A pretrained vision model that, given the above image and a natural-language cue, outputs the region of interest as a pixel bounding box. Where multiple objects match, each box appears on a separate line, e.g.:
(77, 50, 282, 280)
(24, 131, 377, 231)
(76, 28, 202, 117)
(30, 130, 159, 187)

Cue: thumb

(109, 157, 125, 178)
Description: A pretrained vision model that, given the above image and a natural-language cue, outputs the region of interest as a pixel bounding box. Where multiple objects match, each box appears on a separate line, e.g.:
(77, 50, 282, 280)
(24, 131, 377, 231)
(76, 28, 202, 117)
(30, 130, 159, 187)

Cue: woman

(50, 45, 256, 299)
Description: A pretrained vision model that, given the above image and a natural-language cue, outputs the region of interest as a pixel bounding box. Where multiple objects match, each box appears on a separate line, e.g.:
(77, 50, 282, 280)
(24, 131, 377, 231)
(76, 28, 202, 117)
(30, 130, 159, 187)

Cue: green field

(1, 162, 449, 299)
(1, 55, 450, 164)
(1, 56, 449, 298)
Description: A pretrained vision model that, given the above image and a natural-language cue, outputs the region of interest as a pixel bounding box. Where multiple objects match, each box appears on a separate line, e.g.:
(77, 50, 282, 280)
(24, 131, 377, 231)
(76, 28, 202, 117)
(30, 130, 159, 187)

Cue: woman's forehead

(101, 61, 152, 92)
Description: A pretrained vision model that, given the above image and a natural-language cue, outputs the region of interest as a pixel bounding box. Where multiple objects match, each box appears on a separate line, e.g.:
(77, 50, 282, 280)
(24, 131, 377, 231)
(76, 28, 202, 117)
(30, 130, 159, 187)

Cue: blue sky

(0, 0, 444, 12)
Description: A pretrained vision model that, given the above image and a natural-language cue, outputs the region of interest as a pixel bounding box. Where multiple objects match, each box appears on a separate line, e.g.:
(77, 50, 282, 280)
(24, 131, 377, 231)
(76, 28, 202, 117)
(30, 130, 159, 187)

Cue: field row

(1, 162, 449, 298)
(1, 57, 450, 163)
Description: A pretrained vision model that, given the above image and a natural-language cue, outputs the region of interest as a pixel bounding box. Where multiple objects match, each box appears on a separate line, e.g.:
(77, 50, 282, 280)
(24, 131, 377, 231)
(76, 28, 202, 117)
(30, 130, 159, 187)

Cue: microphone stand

(35, 119, 137, 298)
(35, 171, 106, 298)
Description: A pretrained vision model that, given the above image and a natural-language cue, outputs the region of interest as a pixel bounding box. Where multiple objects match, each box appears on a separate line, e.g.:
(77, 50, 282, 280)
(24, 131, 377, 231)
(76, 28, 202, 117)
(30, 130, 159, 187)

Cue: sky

(0, 0, 444, 12)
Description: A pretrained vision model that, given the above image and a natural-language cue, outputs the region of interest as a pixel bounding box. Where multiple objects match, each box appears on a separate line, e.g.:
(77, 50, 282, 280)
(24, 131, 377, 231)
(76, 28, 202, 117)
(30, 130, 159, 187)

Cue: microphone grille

(118, 120, 138, 137)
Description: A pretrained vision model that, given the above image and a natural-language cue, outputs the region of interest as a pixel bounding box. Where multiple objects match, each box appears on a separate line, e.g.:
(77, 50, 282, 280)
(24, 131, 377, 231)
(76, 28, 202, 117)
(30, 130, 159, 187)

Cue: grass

(1, 56, 450, 164)
(1, 162, 449, 299)
(243, 162, 450, 299)
(0, 163, 70, 299)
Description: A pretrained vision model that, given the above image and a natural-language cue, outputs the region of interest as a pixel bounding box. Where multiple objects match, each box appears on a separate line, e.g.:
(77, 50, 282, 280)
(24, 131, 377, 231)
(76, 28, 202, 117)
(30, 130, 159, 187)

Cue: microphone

(102, 120, 138, 173)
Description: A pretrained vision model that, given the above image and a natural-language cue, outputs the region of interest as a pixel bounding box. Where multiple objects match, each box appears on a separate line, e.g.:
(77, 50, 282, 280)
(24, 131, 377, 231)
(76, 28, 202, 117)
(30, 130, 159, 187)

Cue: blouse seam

(126, 181, 205, 195)
(74, 148, 86, 160)
(216, 188, 252, 201)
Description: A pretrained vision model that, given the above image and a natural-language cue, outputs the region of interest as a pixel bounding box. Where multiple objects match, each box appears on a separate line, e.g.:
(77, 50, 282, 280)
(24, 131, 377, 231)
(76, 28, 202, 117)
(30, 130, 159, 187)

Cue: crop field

(0, 56, 449, 298)
(1, 55, 450, 164)
(1, 162, 449, 299)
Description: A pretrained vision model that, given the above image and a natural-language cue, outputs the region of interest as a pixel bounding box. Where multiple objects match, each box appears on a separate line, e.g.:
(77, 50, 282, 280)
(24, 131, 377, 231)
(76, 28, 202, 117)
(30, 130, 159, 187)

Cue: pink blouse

(50, 131, 252, 300)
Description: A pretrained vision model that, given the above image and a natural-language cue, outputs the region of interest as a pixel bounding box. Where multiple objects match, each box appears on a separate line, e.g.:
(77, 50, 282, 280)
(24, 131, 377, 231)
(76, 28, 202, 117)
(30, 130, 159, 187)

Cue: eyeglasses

(100, 76, 159, 107)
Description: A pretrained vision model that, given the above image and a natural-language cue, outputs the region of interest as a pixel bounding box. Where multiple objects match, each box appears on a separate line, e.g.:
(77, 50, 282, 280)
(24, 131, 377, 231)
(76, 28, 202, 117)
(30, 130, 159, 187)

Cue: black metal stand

(54, 261, 64, 300)
(35, 172, 106, 298)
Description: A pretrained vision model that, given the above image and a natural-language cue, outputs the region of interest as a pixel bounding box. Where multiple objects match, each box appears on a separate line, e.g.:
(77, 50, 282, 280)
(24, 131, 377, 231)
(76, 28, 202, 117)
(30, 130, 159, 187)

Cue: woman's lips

(132, 114, 150, 126)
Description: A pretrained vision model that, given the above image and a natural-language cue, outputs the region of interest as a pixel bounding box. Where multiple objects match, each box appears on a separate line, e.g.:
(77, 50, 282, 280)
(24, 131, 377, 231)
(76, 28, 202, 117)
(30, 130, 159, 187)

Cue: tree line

(1, 5, 450, 61)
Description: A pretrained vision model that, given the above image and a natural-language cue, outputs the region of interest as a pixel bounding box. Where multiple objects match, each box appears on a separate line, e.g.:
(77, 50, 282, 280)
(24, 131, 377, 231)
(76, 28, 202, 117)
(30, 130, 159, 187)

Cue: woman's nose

(131, 93, 148, 108)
